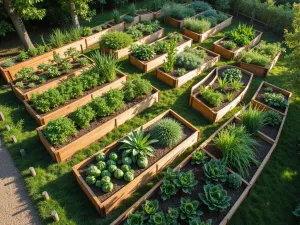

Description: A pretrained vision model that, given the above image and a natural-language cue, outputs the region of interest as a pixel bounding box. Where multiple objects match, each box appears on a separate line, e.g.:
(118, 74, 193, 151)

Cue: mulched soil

(196, 68, 251, 111)
(78, 114, 194, 202)
(259, 123, 280, 141)
(255, 86, 289, 113)
(120, 158, 247, 225)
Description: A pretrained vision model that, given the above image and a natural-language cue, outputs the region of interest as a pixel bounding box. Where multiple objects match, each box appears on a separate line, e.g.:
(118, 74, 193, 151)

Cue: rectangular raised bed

(37, 87, 160, 163)
(10, 55, 94, 101)
(190, 66, 253, 123)
(72, 109, 200, 216)
(24, 71, 127, 126)
(137, 11, 155, 21)
(212, 30, 263, 60)
(129, 34, 193, 72)
(155, 47, 220, 88)
(238, 52, 281, 77)
(183, 13, 233, 43)
(165, 11, 203, 29)
(101, 27, 164, 59)
(110, 147, 251, 225)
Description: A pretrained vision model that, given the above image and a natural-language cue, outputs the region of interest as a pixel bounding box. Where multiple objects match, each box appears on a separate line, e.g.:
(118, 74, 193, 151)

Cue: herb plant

(162, 3, 196, 20)
(100, 31, 133, 50)
(221, 68, 243, 82)
(200, 87, 223, 107)
(160, 180, 178, 200)
(131, 44, 155, 61)
(227, 173, 243, 189)
(240, 105, 266, 134)
(264, 110, 282, 126)
(183, 18, 211, 33)
(125, 212, 144, 225)
(143, 200, 159, 215)
(263, 92, 287, 109)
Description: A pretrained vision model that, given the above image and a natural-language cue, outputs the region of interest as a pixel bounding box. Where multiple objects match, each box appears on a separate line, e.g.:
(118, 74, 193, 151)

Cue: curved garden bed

(155, 46, 220, 88)
(190, 66, 253, 123)
(72, 109, 200, 216)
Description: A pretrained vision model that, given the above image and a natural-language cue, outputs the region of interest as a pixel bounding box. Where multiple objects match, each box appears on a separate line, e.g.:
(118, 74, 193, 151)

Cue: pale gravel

(0, 138, 42, 225)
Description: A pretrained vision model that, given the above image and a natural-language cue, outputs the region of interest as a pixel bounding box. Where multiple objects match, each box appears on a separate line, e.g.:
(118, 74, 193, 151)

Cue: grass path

(0, 18, 300, 225)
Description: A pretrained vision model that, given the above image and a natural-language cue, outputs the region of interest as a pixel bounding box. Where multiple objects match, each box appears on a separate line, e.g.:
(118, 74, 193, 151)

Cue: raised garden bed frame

(24, 71, 127, 126)
(72, 109, 200, 216)
(101, 27, 164, 59)
(10, 54, 94, 101)
(212, 30, 263, 60)
(190, 65, 253, 123)
(155, 46, 220, 88)
(129, 33, 193, 72)
(183, 12, 233, 43)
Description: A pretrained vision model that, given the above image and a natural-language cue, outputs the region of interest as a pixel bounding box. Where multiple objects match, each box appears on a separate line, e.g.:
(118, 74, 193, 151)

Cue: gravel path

(0, 139, 42, 225)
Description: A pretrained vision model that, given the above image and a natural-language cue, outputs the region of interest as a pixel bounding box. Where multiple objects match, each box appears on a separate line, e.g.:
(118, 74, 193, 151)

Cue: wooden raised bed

(165, 11, 202, 29)
(136, 10, 155, 21)
(183, 13, 233, 43)
(110, 146, 251, 225)
(37, 87, 160, 163)
(212, 30, 263, 60)
(72, 109, 200, 216)
(251, 81, 292, 116)
(101, 27, 164, 59)
(10, 55, 93, 101)
(190, 66, 253, 123)
(238, 52, 281, 77)
(129, 34, 193, 72)
(24, 71, 127, 126)
(155, 47, 220, 88)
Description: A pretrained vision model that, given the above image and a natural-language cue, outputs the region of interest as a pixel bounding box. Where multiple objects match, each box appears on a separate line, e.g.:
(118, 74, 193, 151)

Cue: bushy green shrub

(100, 31, 133, 50)
(77, 57, 91, 67)
(71, 105, 96, 128)
(154, 40, 170, 53)
(225, 24, 255, 46)
(240, 50, 271, 67)
(43, 117, 77, 145)
(227, 173, 243, 189)
(263, 92, 287, 109)
(168, 32, 183, 43)
(131, 44, 155, 61)
(126, 26, 143, 41)
(203, 159, 228, 183)
(184, 18, 211, 33)
(175, 48, 206, 70)
(122, 15, 135, 23)
(174, 171, 198, 194)
(1, 59, 15, 68)
(160, 180, 178, 200)
(240, 105, 266, 134)
(18, 50, 29, 62)
(81, 27, 93, 37)
(162, 3, 196, 20)
(179, 198, 202, 221)
(202, 9, 218, 18)
(264, 110, 282, 126)
(223, 41, 237, 50)
(200, 87, 223, 107)
(150, 118, 183, 147)
(188, 1, 211, 12)
(123, 78, 152, 102)
(256, 41, 282, 58)
(221, 68, 243, 82)
(28, 48, 38, 57)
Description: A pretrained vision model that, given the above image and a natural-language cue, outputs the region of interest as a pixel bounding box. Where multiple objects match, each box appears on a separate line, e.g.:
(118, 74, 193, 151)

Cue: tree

(284, 3, 300, 74)
(2, 0, 45, 50)
(60, 0, 95, 28)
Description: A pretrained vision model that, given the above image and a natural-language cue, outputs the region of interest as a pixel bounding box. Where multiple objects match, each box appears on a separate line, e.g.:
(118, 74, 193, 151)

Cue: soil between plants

(29, 74, 123, 115)
(120, 159, 247, 225)
(255, 86, 288, 113)
(78, 114, 194, 202)
(196, 68, 251, 111)
(259, 123, 280, 141)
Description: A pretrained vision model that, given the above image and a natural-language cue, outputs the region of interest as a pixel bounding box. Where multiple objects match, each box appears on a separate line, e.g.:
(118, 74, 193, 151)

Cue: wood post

(20, 149, 26, 156)
(10, 135, 17, 143)
(42, 191, 50, 200)
(5, 125, 10, 131)
(29, 167, 36, 177)
(0, 112, 4, 121)
(51, 211, 59, 222)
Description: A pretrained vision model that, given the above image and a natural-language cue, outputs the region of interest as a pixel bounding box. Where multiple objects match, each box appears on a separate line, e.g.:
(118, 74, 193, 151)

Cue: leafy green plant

(124, 171, 134, 182)
(256, 41, 282, 58)
(128, 3, 136, 16)
(160, 180, 178, 200)
(15, 67, 35, 81)
(78, 57, 90, 67)
(240, 105, 266, 134)
(214, 124, 258, 177)
(225, 24, 255, 46)
(203, 159, 228, 183)
(18, 50, 29, 62)
(175, 48, 205, 70)
(189, 218, 212, 225)
(200, 87, 223, 107)
(188, 1, 211, 12)
(264, 110, 282, 126)
(114, 168, 124, 179)
(81, 27, 93, 37)
(143, 200, 159, 215)
(263, 87, 273, 93)
(227, 173, 243, 189)
(112, 9, 121, 24)
(123, 78, 152, 102)
(85, 176, 96, 185)
(221, 68, 243, 82)
(293, 204, 300, 217)
(226, 92, 234, 102)
(162, 39, 177, 73)
(174, 170, 198, 194)
(230, 79, 244, 91)
(217, 77, 229, 92)
(60, 60, 72, 73)
(162, 3, 195, 20)
(175, 68, 187, 76)
(199, 184, 231, 211)
(240, 50, 271, 67)
(126, 26, 143, 41)
(125, 212, 144, 225)
(183, 18, 211, 33)
(49, 29, 66, 48)
(164, 167, 177, 181)
(263, 92, 287, 109)
(166, 208, 179, 224)
(149, 212, 166, 225)
(191, 150, 207, 165)
(65, 47, 81, 62)
(119, 127, 158, 163)
(71, 105, 96, 128)
(1, 60, 15, 68)
(137, 157, 148, 169)
(223, 41, 237, 50)
(43, 117, 77, 145)
(131, 44, 155, 61)
(168, 33, 183, 43)
(28, 48, 38, 57)
(122, 15, 135, 23)
(87, 165, 101, 177)
(96, 153, 106, 162)
(46, 65, 61, 78)
(100, 31, 133, 50)
(179, 198, 203, 221)
(149, 118, 183, 148)
(102, 182, 114, 192)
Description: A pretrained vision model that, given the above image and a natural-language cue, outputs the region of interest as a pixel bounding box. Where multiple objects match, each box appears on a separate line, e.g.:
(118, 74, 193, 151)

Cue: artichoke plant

(166, 208, 179, 225)
(174, 170, 198, 194)
(203, 159, 228, 183)
(160, 180, 178, 200)
(180, 198, 203, 221)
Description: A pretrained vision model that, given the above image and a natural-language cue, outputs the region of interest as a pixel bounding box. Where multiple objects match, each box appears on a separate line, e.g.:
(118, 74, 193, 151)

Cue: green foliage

(101, 170, 112, 177)
(81, 27, 93, 37)
(122, 157, 132, 165)
(112, 9, 121, 24)
(100, 31, 133, 50)
(214, 124, 258, 177)
(226, 92, 234, 102)
(49, 29, 66, 48)
(230, 79, 244, 91)
(124, 171, 134, 182)
(223, 41, 237, 50)
(18, 50, 29, 62)
(166, 208, 179, 224)
(167, 32, 183, 43)
(121, 164, 131, 172)
(293, 204, 300, 217)
(263, 92, 288, 109)
(174, 170, 198, 194)
(227, 173, 243, 190)
(131, 44, 155, 61)
(217, 77, 229, 92)
(114, 168, 124, 179)
(175, 68, 187, 76)
(214, 0, 230, 11)
(199, 184, 231, 211)
(119, 127, 158, 163)
(128, 3, 136, 16)
(240, 105, 266, 134)
(65, 47, 81, 61)
(125, 212, 144, 225)
(162, 3, 196, 20)
(96, 153, 106, 162)
(71, 105, 96, 128)
(162, 40, 177, 73)
(108, 164, 117, 173)
(13, 0, 46, 20)
(109, 152, 118, 161)
(15, 67, 35, 81)
(221, 68, 243, 82)
(85, 176, 96, 185)
(143, 200, 159, 215)
(28, 48, 38, 57)
(225, 24, 255, 46)
(87, 165, 101, 177)
(164, 167, 177, 181)
(43, 117, 77, 145)
(180, 198, 203, 221)
(1, 60, 15, 68)
(122, 15, 135, 23)
(96, 161, 106, 171)
(184, 18, 211, 33)
(160, 180, 178, 200)
(264, 110, 282, 126)
(150, 118, 183, 148)
(240, 50, 271, 67)
(78, 57, 90, 67)
(203, 159, 228, 183)
(153, 41, 170, 54)
(102, 182, 114, 192)
(264, 87, 273, 93)
(137, 157, 148, 169)
(107, 159, 116, 166)
(148, 212, 166, 225)
(126, 26, 143, 41)
(189, 218, 212, 225)
(0, 20, 14, 37)
(175, 48, 206, 70)
(200, 87, 223, 107)
(188, 1, 211, 12)
(256, 41, 282, 58)
(191, 150, 207, 165)
(68, 27, 82, 42)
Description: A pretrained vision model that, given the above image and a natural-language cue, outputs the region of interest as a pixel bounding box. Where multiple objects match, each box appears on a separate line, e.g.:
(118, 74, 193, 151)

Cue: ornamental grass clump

(100, 31, 133, 50)
(149, 118, 183, 147)
(214, 124, 258, 177)
(183, 18, 211, 33)
(240, 105, 266, 134)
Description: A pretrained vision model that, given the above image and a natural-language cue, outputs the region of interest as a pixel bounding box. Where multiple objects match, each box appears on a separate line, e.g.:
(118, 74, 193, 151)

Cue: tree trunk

(3, 0, 34, 50)
(70, 0, 80, 28)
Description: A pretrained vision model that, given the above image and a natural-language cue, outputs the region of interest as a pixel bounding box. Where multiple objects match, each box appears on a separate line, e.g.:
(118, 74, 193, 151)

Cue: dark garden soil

(120, 158, 247, 225)
(29, 73, 123, 115)
(259, 123, 280, 141)
(78, 114, 194, 202)
(255, 86, 288, 113)
(196, 69, 251, 111)
(51, 89, 158, 149)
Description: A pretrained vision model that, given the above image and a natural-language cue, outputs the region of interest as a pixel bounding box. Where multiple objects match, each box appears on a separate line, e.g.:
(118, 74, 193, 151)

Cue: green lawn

(0, 17, 300, 225)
